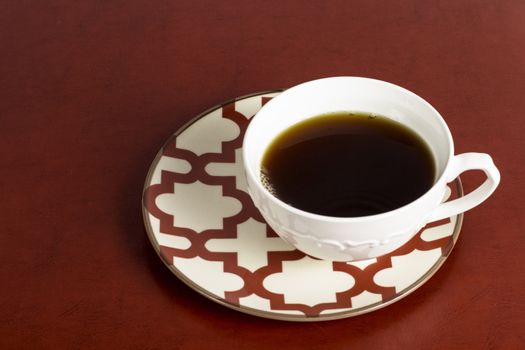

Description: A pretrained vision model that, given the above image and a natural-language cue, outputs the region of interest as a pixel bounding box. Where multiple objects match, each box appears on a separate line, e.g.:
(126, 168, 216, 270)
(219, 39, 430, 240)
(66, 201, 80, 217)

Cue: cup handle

(427, 153, 500, 223)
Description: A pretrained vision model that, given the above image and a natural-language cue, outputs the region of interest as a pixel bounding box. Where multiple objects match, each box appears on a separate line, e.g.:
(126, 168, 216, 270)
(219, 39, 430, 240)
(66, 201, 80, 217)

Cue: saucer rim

(141, 90, 464, 322)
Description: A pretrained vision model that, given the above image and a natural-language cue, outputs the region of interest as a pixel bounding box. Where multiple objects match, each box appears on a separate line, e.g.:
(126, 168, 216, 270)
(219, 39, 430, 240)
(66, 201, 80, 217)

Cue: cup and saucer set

(142, 78, 499, 321)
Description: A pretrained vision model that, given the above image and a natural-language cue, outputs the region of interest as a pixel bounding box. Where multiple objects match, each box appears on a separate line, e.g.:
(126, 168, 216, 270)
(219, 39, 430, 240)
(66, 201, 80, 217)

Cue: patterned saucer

(142, 91, 464, 321)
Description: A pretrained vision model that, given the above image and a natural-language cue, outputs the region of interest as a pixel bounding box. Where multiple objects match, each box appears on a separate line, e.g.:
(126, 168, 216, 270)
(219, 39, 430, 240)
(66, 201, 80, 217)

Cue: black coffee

(260, 112, 436, 217)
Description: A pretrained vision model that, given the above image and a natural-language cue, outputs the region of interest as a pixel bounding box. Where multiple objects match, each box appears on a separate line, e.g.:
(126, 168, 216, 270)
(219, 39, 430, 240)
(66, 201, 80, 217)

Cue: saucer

(142, 91, 464, 321)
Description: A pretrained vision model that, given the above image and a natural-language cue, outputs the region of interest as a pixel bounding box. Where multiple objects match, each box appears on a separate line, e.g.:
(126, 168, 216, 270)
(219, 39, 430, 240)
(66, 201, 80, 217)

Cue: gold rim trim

(141, 91, 464, 322)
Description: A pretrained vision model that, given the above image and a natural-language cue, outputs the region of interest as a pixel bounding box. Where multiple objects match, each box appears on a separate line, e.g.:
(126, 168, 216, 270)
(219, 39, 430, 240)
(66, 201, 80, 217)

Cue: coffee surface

(260, 112, 436, 217)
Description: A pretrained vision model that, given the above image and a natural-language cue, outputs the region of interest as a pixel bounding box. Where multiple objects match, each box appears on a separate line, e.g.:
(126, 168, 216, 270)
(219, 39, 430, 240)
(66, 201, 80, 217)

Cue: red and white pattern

(142, 92, 463, 321)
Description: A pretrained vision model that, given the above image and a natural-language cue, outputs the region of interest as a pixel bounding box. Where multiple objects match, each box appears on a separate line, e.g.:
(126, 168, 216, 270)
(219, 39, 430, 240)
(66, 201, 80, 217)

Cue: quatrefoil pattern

(143, 92, 462, 320)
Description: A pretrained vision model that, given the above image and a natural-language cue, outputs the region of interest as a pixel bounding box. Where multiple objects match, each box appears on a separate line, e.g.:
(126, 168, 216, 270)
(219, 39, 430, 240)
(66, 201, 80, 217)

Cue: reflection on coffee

(260, 112, 436, 217)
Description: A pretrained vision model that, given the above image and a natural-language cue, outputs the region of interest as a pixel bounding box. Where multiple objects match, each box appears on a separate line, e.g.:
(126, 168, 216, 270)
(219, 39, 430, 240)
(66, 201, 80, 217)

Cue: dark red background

(2, 1, 524, 348)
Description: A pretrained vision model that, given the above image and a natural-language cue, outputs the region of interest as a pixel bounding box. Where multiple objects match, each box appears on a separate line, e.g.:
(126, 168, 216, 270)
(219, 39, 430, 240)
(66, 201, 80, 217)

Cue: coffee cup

(242, 77, 500, 261)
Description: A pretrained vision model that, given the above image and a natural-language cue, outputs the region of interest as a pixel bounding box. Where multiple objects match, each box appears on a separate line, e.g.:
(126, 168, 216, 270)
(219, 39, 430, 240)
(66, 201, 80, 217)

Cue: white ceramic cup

(243, 77, 500, 261)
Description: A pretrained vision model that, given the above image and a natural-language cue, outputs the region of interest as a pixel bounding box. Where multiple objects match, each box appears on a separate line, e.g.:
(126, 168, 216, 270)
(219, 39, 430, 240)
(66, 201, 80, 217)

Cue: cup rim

(243, 76, 455, 223)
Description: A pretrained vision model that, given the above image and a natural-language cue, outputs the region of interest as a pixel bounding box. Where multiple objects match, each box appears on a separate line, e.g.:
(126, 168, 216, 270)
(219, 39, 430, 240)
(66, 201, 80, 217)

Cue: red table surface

(1, 1, 524, 349)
